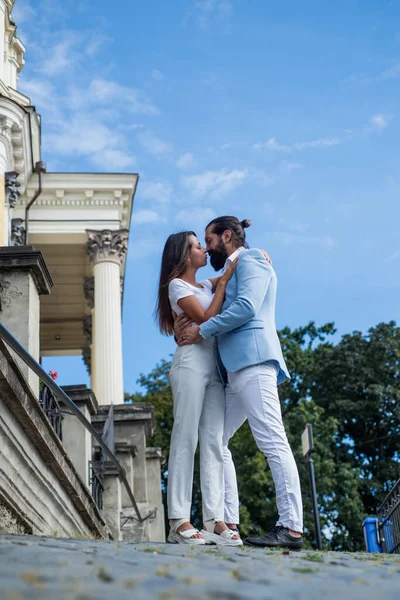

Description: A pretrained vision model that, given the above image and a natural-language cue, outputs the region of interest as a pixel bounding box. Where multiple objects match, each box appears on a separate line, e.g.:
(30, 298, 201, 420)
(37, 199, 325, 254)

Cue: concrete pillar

(91, 404, 158, 541)
(0, 247, 53, 395)
(102, 464, 122, 541)
(85, 230, 128, 406)
(115, 440, 136, 509)
(146, 447, 166, 542)
(60, 385, 98, 489)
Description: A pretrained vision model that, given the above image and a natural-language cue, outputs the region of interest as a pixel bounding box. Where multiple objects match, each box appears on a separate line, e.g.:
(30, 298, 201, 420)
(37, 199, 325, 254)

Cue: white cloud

(132, 210, 165, 224)
(181, 169, 247, 199)
(19, 78, 56, 110)
(91, 149, 136, 171)
(45, 115, 135, 170)
(12, 0, 36, 24)
(369, 113, 390, 133)
(85, 34, 110, 57)
(140, 181, 173, 204)
(281, 161, 304, 173)
(278, 219, 309, 233)
(176, 153, 195, 169)
(89, 80, 160, 115)
(175, 207, 217, 225)
(137, 131, 172, 156)
(254, 137, 288, 151)
(151, 69, 164, 81)
(42, 39, 76, 76)
(193, 0, 233, 30)
(131, 238, 165, 259)
(254, 136, 341, 152)
(271, 232, 337, 250)
(46, 115, 123, 155)
(385, 250, 400, 262)
(380, 63, 400, 80)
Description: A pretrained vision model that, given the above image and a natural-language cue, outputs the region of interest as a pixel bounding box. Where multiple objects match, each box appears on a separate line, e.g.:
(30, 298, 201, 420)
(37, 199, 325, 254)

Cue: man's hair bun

(240, 219, 251, 229)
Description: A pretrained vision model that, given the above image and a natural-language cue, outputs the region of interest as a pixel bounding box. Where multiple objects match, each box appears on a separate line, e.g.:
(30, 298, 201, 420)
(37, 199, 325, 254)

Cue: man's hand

(178, 325, 202, 346)
(173, 312, 192, 341)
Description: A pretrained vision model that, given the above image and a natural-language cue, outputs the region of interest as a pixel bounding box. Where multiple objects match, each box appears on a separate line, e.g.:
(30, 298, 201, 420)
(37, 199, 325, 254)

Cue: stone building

(0, 0, 165, 542)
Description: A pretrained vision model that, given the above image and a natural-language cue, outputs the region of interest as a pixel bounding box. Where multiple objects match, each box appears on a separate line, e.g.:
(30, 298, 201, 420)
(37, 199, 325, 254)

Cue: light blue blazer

(199, 248, 290, 385)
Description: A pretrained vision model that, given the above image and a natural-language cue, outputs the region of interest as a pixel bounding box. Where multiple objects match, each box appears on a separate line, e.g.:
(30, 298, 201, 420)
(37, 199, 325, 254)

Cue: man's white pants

(223, 361, 303, 532)
(168, 341, 225, 522)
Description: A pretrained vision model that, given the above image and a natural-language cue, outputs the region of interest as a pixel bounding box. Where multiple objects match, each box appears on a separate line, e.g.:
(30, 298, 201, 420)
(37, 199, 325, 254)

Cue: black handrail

(0, 321, 155, 525)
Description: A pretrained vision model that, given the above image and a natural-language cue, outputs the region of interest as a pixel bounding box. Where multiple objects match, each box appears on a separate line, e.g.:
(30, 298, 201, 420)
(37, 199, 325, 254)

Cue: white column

(0, 1, 5, 82)
(86, 230, 128, 406)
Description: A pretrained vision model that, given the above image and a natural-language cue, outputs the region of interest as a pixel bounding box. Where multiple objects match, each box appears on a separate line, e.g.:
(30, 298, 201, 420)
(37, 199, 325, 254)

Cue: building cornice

(16, 172, 138, 229)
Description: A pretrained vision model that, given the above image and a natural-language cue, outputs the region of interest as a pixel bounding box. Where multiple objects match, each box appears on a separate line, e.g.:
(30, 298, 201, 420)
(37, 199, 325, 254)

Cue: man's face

(205, 226, 228, 271)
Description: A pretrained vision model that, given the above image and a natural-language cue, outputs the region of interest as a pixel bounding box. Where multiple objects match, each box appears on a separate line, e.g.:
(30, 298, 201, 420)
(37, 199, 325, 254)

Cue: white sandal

(201, 519, 243, 546)
(168, 518, 206, 545)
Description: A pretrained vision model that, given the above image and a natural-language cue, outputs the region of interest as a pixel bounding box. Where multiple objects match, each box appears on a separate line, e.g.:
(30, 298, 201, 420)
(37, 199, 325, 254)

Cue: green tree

(312, 321, 400, 519)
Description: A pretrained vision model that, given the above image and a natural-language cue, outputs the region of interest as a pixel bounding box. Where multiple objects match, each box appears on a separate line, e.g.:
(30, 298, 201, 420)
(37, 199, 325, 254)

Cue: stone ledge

(0, 338, 108, 538)
(61, 384, 99, 416)
(0, 245, 53, 295)
(146, 447, 165, 463)
(92, 403, 155, 438)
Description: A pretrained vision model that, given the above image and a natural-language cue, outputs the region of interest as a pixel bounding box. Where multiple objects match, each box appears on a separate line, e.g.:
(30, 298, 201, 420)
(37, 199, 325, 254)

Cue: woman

(156, 230, 242, 546)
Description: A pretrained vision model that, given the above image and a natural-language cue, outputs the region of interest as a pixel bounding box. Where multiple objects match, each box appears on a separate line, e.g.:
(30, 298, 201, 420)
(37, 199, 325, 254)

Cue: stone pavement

(0, 533, 399, 600)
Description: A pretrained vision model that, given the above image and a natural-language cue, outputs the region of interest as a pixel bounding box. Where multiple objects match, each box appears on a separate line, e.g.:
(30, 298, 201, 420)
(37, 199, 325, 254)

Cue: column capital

(85, 229, 129, 266)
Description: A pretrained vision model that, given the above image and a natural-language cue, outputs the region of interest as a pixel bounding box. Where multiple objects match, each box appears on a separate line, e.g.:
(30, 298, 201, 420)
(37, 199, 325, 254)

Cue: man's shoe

(245, 525, 303, 550)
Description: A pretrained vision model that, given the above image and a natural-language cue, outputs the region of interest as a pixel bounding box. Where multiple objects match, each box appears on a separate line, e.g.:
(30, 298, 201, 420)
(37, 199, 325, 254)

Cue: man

(177, 216, 303, 549)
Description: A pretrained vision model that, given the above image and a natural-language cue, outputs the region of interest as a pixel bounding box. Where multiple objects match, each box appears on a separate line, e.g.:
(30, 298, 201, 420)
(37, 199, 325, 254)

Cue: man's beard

(209, 240, 228, 271)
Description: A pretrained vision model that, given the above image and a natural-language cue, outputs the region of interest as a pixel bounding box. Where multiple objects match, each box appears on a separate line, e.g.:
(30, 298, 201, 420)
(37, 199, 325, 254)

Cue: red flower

(49, 370, 58, 381)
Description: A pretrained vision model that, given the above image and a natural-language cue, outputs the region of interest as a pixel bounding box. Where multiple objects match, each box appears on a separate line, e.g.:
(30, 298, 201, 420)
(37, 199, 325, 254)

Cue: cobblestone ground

(0, 534, 399, 600)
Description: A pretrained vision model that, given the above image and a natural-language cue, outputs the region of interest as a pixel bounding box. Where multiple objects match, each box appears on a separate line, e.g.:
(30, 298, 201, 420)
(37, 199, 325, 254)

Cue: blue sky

(14, 0, 400, 393)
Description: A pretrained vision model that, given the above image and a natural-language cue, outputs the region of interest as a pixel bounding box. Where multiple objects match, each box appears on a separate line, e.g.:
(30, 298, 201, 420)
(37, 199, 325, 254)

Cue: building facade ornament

(83, 315, 92, 345)
(85, 229, 129, 266)
(0, 275, 22, 311)
(82, 347, 91, 375)
(5, 170, 20, 208)
(10, 217, 24, 246)
(83, 276, 95, 309)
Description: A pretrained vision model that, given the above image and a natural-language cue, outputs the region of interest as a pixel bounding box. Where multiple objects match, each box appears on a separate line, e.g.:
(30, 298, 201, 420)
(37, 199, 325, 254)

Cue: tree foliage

(126, 321, 400, 551)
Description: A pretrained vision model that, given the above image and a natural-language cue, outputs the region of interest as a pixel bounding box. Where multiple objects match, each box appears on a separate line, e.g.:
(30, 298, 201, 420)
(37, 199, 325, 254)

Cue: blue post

(363, 517, 382, 553)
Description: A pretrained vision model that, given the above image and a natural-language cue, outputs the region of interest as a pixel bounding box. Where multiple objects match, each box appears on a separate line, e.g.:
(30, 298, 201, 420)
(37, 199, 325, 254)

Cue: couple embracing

(156, 216, 303, 548)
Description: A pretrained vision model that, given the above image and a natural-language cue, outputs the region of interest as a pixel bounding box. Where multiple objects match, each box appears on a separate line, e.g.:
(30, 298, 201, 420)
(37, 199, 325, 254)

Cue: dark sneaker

(245, 525, 303, 550)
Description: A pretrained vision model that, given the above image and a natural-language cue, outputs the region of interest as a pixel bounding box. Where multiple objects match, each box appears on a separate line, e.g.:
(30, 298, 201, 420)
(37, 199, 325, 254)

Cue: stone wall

(0, 338, 108, 538)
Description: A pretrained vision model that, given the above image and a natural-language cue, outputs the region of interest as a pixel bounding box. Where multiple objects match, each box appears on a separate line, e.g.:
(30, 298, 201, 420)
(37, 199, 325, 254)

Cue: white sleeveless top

(168, 278, 213, 314)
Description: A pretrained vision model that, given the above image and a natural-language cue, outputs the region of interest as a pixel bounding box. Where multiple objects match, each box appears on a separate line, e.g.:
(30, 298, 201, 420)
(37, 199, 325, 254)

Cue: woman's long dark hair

(155, 231, 196, 335)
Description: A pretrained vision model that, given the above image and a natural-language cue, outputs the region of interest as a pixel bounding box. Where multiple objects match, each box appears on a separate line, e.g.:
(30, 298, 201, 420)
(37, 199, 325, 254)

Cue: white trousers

(223, 361, 303, 533)
(168, 341, 225, 522)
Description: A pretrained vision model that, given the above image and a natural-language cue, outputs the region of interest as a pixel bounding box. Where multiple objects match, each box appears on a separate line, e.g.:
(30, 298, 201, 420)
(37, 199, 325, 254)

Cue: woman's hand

(261, 249, 272, 265)
(219, 256, 239, 286)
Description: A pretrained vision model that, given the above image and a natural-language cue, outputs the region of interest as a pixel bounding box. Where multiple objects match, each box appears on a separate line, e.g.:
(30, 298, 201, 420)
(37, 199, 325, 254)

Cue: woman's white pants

(168, 341, 225, 522)
(223, 361, 303, 533)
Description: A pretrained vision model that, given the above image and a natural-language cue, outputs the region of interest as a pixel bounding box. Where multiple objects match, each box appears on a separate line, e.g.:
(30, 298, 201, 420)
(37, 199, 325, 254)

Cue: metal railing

(0, 321, 155, 525)
(377, 478, 400, 554)
(39, 383, 63, 440)
(90, 446, 105, 511)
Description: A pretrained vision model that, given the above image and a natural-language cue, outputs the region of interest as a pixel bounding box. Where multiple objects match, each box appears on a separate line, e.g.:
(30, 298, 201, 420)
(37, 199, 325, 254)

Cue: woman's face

(188, 235, 207, 268)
